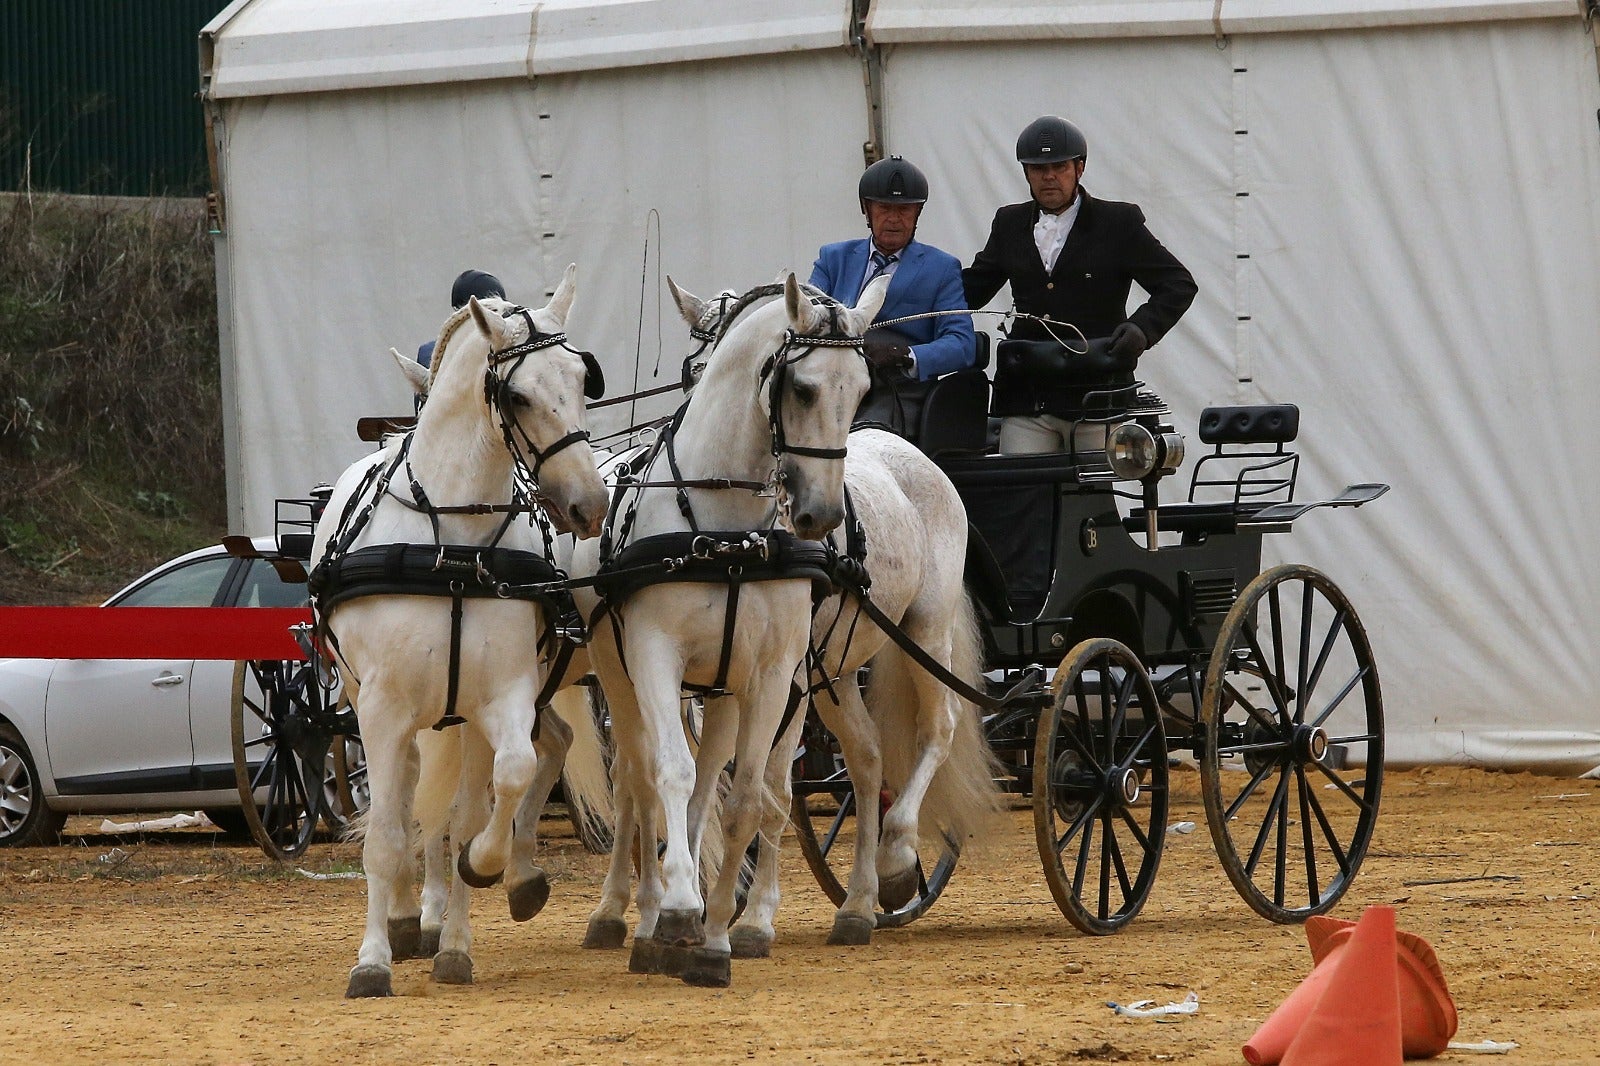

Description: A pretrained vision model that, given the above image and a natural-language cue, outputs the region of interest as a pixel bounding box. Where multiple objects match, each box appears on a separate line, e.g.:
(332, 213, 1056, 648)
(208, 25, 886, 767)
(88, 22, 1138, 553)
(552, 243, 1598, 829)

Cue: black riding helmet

(857, 155, 929, 207)
(1016, 116, 1088, 165)
(450, 269, 506, 309)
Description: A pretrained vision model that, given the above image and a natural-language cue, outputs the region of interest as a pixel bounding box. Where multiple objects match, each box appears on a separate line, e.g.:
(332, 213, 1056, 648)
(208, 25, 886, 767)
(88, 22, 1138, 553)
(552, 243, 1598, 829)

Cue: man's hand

(863, 341, 914, 374)
(1108, 322, 1147, 368)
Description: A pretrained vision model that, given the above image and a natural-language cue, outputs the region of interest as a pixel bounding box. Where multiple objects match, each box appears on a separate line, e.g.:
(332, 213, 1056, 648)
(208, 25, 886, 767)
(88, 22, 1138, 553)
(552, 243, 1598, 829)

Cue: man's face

(1025, 160, 1084, 214)
(864, 200, 922, 255)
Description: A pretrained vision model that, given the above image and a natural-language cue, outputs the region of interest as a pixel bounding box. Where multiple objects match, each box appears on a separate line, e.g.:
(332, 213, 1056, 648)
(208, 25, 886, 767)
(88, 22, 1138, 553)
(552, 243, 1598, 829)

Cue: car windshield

(235, 558, 309, 608)
(111, 556, 236, 607)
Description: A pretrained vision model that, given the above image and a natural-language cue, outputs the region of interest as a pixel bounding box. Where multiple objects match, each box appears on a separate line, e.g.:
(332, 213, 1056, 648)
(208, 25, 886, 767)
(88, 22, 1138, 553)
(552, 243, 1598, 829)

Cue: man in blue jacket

(809, 156, 976, 439)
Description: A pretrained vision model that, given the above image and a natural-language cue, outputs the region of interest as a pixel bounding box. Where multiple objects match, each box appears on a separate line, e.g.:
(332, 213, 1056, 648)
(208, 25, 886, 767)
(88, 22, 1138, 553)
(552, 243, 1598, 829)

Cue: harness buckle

(691, 535, 716, 560)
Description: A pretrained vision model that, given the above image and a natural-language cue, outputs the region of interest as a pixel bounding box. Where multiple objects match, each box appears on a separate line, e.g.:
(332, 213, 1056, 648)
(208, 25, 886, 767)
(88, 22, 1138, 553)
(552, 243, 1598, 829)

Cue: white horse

(311, 270, 609, 998)
(602, 280, 1002, 956)
(571, 272, 879, 987)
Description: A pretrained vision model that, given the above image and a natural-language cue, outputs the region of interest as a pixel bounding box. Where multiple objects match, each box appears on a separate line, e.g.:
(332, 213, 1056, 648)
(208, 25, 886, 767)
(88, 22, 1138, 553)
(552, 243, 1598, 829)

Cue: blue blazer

(809, 238, 976, 380)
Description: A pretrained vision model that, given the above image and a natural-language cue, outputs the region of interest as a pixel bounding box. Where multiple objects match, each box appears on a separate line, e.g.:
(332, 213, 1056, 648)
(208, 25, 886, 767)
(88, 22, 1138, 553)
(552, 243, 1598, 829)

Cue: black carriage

(790, 339, 1388, 935)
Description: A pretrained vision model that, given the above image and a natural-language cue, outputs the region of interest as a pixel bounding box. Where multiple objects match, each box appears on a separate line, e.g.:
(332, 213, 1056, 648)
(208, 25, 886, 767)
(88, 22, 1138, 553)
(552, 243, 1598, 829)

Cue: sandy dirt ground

(1, 765, 1595, 1065)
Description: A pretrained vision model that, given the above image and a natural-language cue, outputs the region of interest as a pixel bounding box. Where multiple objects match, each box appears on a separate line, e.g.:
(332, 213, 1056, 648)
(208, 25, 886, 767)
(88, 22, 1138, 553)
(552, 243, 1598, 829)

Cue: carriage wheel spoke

(1222, 754, 1282, 823)
(1295, 582, 1315, 724)
(1295, 766, 1322, 907)
(1222, 677, 1281, 734)
(819, 790, 855, 855)
(1274, 773, 1289, 907)
(1302, 775, 1352, 875)
(1309, 758, 1373, 814)
(1067, 687, 1107, 774)
(1108, 824, 1134, 904)
(1244, 767, 1290, 880)
(1071, 813, 1096, 899)
(1268, 586, 1289, 715)
(1302, 607, 1348, 710)
(1098, 816, 1114, 920)
(1308, 666, 1370, 730)
(1242, 625, 1293, 723)
(1115, 807, 1152, 856)
(1119, 719, 1162, 770)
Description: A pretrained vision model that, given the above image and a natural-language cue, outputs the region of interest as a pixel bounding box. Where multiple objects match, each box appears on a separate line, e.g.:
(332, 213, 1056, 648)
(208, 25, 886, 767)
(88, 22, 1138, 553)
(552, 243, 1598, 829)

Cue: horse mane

(426, 297, 524, 390)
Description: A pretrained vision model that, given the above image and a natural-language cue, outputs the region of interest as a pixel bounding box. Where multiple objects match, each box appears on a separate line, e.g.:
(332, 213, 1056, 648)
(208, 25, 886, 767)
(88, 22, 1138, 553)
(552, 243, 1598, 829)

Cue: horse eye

(508, 391, 532, 408)
(791, 382, 818, 405)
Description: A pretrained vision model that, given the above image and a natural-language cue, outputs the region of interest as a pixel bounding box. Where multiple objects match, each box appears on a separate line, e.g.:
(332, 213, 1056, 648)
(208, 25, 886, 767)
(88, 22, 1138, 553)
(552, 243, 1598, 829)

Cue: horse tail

(549, 683, 615, 845)
(868, 589, 1004, 847)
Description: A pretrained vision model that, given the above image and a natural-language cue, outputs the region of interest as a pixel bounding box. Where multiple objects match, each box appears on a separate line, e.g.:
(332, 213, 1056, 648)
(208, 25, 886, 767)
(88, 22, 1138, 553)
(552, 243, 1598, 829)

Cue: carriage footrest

(1237, 483, 1390, 532)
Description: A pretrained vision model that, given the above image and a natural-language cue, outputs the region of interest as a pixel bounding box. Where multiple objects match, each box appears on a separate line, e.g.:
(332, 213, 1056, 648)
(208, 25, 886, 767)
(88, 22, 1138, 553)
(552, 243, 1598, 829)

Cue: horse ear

(853, 273, 890, 329)
(468, 296, 504, 347)
(546, 263, 578, 327)
(784, 272, 819, 333)
(667, 275, 708, 329)
(390, 347, 430, 396)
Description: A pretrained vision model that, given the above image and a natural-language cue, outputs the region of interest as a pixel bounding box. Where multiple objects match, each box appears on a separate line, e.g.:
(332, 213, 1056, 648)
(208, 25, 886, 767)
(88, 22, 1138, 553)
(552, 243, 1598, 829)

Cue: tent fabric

(203, 0, 848, 98)
(206, 2, 1600, 772)
(866, 0, 1578, 41)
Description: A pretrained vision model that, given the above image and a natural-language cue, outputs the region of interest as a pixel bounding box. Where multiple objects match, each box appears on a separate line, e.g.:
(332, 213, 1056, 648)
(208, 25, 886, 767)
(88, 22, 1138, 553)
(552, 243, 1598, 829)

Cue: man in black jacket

(963, 116, 1196, 454)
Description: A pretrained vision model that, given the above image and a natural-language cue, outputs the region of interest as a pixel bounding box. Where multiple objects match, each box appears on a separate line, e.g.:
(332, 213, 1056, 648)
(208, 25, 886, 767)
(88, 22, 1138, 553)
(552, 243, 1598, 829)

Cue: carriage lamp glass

(1107, 423, 1184, 480)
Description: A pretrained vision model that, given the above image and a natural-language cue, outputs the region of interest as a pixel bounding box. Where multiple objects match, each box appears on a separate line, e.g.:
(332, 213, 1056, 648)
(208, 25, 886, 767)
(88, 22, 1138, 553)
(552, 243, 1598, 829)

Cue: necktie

(861, 250, 897, 298)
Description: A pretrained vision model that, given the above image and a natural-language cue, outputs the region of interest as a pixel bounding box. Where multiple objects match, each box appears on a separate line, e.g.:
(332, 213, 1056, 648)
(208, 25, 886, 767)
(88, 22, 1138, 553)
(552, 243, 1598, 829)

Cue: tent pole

(853, 0, 886, 165)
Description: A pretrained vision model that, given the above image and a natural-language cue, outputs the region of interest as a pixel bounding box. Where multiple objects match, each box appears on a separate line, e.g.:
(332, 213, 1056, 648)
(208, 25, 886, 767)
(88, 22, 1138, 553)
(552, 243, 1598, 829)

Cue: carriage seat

(1197, 404, 1299, 444)
(916, 333, 991, 459)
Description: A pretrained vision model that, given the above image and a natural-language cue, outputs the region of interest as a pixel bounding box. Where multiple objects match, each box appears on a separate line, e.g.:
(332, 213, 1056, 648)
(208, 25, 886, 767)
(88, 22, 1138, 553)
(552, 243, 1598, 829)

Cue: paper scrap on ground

(296, 868, 365, 881)
(99, 811, 210, 833)
(1107, 991, 1198, 1018)
(1166, 821, 1196, 835)
(1448, 1039, 1518, 1054)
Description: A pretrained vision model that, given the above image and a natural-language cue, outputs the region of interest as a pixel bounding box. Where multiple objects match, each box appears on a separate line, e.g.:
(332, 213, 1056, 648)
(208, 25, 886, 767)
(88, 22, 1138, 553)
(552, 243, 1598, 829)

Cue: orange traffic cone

(1279, 905, 1404, 1065)
(1244, 907, 1458, 1064)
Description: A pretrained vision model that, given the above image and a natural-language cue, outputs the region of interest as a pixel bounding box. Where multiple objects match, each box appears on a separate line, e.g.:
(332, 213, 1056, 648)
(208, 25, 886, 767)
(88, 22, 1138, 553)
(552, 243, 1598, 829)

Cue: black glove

(863, 341, 914, 374)
(1108, 322, 1147, 368)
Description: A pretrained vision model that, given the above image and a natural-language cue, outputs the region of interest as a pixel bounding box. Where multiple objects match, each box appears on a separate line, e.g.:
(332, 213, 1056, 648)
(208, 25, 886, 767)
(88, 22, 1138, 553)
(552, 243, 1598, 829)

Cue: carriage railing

(274, 488, 332, 561)
(1186, 445, 1300, 509)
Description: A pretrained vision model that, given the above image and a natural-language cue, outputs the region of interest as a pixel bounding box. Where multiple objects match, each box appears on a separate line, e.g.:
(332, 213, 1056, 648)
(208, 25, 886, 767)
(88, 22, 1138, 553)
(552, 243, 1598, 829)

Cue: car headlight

(1107, 423, 1185, 480)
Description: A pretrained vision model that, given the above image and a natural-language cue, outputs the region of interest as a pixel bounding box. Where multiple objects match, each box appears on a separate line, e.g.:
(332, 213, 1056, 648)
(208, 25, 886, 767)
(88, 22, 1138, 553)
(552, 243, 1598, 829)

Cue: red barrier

(0, 607, 311, 660)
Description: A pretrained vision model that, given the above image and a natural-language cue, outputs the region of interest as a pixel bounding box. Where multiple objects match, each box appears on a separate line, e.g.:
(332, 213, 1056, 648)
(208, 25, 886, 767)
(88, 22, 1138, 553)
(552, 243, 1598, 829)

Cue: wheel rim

(1034, 638, 1168, 936)
(1198, 564, 1384, 922)
(231, 659, 335, 860)
(789, 717, 959, 928)
(0, 739, 40, 839)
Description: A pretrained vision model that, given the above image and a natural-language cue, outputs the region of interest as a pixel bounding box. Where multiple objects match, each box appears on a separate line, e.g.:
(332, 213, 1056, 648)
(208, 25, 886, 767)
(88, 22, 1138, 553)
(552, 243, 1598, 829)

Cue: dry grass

(0, 192, 225, 604)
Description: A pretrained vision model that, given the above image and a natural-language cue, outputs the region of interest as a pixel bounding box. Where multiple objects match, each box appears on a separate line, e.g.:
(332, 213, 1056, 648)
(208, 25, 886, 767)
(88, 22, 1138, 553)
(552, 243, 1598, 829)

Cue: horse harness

(308, 305, 597, 733)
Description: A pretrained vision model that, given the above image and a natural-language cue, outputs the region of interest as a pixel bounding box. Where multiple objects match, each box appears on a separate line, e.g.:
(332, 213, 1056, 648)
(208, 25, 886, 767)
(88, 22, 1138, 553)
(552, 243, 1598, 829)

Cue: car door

(43, 553, 240, 796)
(187, 558, 311, 789)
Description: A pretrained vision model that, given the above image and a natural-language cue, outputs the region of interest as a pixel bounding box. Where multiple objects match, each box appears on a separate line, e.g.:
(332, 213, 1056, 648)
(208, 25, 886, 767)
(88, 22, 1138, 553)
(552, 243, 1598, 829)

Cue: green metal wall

(1, 1, 230, 196)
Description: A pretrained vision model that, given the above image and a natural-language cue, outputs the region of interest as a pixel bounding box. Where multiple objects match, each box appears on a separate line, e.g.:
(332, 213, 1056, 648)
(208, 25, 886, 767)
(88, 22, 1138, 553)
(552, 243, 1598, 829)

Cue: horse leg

(456, 688, 539, 889)
(878, 646, 958, 910)
(505, 707, 571, 923)
(347, 708, 417, 998)
(415, 729, 460, 959)
(584, 752, 636, 950)
(691, 667, 794, 988)
(729, 702, 804, 959)
(813, 672, 884, 944)
(434, 727, 492, 985)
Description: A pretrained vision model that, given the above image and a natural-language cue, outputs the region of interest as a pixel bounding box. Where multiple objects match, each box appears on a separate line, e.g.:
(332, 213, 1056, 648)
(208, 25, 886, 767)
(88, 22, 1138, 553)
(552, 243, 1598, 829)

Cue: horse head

(457, 265, 608, 538)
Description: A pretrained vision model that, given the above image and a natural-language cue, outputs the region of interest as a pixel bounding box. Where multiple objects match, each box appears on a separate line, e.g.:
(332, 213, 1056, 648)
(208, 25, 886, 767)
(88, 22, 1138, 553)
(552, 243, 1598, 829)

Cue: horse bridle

(484, 305, 605, 487)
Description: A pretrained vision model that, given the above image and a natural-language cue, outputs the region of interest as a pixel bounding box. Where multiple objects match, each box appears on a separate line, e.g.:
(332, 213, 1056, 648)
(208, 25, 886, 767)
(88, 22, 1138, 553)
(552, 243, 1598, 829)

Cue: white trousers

(998, 414, 1111, 457)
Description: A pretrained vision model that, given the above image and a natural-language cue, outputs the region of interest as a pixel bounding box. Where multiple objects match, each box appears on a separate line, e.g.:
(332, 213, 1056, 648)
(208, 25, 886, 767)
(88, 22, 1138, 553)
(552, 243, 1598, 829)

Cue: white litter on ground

(98, 811, 211, 833)
(296, 868, 364, 881)
(1447, 1039, 1519, 1054)
(1106, 991, 1199, 1018)
(1166, 821, 1196, 835)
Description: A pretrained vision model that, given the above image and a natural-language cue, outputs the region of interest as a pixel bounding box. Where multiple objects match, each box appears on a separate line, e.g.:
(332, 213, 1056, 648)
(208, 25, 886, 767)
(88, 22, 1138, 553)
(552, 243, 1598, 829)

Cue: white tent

(200, 0, 1600, 771)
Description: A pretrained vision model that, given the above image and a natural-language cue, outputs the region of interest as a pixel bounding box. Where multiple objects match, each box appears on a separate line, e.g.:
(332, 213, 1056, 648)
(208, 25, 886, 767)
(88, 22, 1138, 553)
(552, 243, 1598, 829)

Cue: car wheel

(202, 808, 254, 839)
(0, 723, 67, 847)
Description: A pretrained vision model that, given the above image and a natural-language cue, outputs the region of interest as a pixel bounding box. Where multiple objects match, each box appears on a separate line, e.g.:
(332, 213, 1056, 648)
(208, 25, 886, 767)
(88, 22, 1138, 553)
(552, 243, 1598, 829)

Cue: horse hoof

(827, 914, 875, 946)
(584, 917, 629, 950)
(345, 964, 393, 999)
(682, 947, 732, 988)
(387, 916, 422, 961)
(457, 841, 503, 889)
(431, 950, 474, 985)
(878, 868, 920, 911)
(418, 927, 442, 958)
(628, 936, 666, 975)
(655, 908, 705, 948)
(655, 942, 694, 978)
(508, 870, 550, 922)
(729, 926, 772, 959)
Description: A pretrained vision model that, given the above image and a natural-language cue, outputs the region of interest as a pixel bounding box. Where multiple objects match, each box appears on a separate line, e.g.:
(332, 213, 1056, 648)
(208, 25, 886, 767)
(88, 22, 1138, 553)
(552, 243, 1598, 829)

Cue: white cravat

(1033, 195, 1082, 274)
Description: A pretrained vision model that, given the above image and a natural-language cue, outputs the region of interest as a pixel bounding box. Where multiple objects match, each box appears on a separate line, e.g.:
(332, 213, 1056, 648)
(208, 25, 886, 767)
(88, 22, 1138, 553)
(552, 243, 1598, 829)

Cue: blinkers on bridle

(484, 305, 606, 486)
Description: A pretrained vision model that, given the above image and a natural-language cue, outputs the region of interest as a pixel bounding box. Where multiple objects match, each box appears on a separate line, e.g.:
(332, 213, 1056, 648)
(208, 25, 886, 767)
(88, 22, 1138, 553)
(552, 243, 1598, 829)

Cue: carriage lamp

(1106, 422, 1185, 481)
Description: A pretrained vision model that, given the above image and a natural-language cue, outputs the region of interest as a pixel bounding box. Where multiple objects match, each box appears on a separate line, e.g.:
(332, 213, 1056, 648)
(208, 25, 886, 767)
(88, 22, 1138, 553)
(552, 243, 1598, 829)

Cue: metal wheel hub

(1110, 766, 1141, 807)
(1050, 749, 1092, 822)
(1294, 724, 1330, 766)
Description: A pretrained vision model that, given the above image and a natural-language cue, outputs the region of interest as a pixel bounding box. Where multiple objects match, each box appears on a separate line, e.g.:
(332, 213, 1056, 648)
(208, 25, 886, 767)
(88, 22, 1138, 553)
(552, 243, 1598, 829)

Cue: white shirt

(857, 242, 903, 299)
(1033, 195, 1082, 274)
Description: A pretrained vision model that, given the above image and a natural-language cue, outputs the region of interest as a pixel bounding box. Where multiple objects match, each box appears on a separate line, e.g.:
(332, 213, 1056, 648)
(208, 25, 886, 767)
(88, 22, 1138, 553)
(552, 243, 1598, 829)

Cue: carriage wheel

(788, 717, 959, 929)
(1198, 564, 1383, 923)
(1034, 638, 1169, 935)
(231, 659, 336, 860)
(322, 723, 368, 834)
